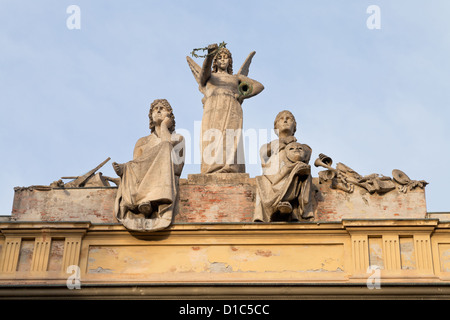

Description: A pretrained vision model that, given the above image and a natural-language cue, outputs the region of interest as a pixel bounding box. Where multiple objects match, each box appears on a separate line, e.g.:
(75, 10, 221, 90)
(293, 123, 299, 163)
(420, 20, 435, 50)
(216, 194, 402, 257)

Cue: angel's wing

(186, 56, 202, 85)
(237, 51, 256, 76)
(186, 56, 207, 95)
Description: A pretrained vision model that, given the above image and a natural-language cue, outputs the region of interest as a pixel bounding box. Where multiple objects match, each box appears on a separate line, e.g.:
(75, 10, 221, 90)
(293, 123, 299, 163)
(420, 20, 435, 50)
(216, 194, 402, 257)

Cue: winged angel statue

(187, 43, 264, 174)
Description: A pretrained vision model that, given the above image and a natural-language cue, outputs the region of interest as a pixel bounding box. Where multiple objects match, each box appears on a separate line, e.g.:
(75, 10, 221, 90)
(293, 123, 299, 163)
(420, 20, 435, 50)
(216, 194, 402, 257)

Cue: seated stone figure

(113, 99, 185, 231)
(253, 110, 314, 222)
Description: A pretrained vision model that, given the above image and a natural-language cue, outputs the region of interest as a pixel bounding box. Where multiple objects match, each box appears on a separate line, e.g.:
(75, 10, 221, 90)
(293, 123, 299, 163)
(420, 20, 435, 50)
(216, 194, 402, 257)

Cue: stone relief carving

(315, 154, 428, 194)
(61, 157, 119, 188)
(253, 110, 314, 222)
(23, 157, 120, 191)
(112, 99, 185, 231)
(392, 169, 428, 193)
(187, 43, 264, 174)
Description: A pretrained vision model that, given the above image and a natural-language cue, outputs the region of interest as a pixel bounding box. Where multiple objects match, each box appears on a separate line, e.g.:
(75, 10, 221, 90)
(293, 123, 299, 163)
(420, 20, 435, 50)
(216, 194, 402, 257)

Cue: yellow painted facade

(1, 219, 450, 298)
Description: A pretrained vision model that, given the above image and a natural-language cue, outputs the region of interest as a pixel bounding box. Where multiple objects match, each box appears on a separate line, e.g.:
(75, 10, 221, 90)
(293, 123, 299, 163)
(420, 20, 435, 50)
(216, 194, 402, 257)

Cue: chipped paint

(400, 237, 416, 270)
(209, 262, 233, 273)
(89, 266, 113, 274)
(439, 245, 450, 272)
(255, 250, 275, 257)
(85, 244, 345, 276)
(369, 237, 384, 269)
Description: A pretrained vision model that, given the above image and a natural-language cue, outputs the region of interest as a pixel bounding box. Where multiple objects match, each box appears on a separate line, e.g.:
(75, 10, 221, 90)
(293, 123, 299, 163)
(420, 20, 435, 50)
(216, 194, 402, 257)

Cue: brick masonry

(11, 186, 117, 223)
(176, 173, 255, 223)
(10, 173, 427, 223)
(314, 179, 427, 221)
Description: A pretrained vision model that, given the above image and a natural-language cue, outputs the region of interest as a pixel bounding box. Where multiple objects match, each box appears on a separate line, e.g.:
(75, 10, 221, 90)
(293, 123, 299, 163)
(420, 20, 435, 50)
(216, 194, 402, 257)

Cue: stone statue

(187, 43, 264, 174)
(253, 110, 314, 222)
(113, 99, 185, 231)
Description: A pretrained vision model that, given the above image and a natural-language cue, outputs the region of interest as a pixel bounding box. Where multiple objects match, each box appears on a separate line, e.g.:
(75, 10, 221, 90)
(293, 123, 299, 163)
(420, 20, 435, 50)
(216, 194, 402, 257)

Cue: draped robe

(253, 139, 314, 222)
(200, 72, 245, 174)
(115, 133, 184, 231)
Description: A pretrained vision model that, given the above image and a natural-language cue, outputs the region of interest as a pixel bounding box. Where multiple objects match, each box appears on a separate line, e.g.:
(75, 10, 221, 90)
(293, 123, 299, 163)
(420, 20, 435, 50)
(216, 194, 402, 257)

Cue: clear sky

(0, 0, 449, 215)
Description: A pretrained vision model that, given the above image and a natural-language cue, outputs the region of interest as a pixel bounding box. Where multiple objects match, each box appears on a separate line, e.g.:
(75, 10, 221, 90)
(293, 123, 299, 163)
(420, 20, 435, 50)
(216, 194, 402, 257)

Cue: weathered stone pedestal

(176, 173, 255, 223)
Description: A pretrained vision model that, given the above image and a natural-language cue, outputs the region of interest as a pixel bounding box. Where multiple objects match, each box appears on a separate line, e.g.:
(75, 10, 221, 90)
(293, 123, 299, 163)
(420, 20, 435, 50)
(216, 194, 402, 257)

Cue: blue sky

(0, 1, 449, 214)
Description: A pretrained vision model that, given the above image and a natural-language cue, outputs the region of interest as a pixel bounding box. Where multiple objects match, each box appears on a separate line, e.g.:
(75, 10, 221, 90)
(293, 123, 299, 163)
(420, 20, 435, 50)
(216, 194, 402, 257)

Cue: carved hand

(159, 116, 173, 142)
(161, 116, 173, 130)
(112, 162, 124, 177)
(207, 43, 219, 54)
(295, 163, 311, 176)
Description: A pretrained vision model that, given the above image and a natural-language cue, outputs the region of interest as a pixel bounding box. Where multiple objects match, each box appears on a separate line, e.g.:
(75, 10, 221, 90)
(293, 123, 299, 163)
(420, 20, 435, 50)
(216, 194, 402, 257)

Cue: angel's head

(149, 99, 176, 133)
(212, 48, 233, 74)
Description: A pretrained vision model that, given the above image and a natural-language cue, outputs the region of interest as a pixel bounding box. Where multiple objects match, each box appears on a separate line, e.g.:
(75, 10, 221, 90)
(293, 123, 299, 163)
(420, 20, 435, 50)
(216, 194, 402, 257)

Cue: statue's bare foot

(216, 165, 234, 173)
(277, 201, 293, 215)
(138, 202, 152, 216)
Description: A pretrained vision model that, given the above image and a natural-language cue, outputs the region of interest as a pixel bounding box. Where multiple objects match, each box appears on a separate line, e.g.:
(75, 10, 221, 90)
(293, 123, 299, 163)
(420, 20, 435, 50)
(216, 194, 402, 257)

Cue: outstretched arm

(199, 43, 218, 86)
